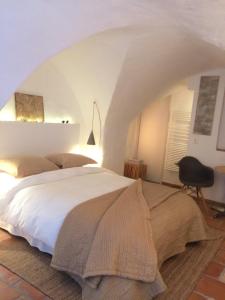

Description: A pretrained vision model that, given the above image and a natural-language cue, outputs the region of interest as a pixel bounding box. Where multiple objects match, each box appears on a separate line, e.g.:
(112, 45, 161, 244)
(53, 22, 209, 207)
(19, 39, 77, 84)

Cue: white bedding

(0, 167, 133, 254)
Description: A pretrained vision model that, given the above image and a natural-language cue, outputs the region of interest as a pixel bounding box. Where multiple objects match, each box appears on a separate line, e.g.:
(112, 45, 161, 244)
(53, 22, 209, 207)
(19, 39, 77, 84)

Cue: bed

(0, 166, 209, 300)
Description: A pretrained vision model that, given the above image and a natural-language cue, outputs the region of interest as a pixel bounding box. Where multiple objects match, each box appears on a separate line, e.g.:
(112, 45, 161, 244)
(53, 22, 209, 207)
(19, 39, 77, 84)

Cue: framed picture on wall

(193, 76, 219, 135)
(15, 92, 44, 122)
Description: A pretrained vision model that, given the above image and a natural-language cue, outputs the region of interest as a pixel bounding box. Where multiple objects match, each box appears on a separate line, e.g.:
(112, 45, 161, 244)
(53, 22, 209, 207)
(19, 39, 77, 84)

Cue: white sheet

(0, 172, 21, 198)
(0, 167, 133, 254)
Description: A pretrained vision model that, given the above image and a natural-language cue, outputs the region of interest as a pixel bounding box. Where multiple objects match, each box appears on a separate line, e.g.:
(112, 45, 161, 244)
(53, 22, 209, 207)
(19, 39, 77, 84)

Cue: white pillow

(0, 172, 20, 196)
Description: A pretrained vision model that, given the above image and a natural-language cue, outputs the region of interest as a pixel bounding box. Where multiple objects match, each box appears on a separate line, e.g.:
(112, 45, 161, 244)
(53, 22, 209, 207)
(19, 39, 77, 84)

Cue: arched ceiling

(2, 1, 225, 172)
(0, 0, 169, 104)
(104, 31, 225, 172)
(2, 0, 225, 106)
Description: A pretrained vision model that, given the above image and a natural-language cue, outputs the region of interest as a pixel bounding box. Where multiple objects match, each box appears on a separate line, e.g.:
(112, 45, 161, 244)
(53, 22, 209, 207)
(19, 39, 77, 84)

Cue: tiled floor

(188, 214, 225, 300)
(0, 213, 225, 299)
(0, 230, 50, 300)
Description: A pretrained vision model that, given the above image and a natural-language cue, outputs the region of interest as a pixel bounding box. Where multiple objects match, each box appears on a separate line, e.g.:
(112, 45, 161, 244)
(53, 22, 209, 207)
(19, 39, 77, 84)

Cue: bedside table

(124, 162, 147, 179)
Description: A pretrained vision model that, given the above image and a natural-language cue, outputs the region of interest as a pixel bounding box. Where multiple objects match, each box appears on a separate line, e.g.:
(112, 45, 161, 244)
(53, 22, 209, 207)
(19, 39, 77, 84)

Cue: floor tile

(219, 222, 225, 232)
(0, 230, 11, 241)
(214, 249, 225, 265)
(204, 261, 225, 279)
(220, 240, 225, 250)
(0, 265, 20, 286)
(205, 216, 225, 230)
(15, 279, 48, 300)
(188, 292, 208, 299)
(0, 281, 20, 300)
(195, 275, 225, 300)
(218, 265, 225, 283)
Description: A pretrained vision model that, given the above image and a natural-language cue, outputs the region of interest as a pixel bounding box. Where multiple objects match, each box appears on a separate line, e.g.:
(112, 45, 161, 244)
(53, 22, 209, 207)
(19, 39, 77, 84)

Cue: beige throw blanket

(51, 180, 209, 300)
(51, 180, 160, 285)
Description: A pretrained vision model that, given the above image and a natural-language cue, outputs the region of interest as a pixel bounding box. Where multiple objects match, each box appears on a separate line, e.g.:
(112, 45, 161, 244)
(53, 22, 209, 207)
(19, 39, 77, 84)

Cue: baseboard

(207, 199, 225, 209)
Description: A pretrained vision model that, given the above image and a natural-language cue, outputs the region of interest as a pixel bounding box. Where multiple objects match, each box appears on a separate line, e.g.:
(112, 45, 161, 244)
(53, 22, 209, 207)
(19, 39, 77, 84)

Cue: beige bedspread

(51, 180, 209, 300)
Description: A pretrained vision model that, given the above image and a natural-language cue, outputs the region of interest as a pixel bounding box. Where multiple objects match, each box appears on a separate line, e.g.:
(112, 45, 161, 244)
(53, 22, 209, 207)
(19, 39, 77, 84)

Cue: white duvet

(0, 167, 133, 254)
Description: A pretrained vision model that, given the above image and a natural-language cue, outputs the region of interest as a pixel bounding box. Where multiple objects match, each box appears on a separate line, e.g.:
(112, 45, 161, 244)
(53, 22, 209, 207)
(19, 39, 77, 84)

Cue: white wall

(50, 31, 129, 145)
(126, 83, 193, 183)
(125, 115, 141, 160)
(137, 97, 170, 182)
(103, 31, 225, 173)
(188, 69, 225, 203)
(3, 2, 225, 174)
(0, 122, 80, 158)
(0, 62, 81, 124)
(0, 31, 130, 163)
(0, 32, 129, 164)
(2, 0, 225, 107)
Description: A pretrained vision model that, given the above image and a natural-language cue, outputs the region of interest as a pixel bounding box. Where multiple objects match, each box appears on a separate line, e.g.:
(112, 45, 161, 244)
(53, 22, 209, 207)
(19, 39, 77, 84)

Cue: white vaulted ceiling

(1, 0, 225, 172)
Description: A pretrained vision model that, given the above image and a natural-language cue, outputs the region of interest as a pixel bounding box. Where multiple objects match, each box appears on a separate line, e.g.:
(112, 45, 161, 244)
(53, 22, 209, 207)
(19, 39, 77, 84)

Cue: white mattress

(0, 167, 133, 254)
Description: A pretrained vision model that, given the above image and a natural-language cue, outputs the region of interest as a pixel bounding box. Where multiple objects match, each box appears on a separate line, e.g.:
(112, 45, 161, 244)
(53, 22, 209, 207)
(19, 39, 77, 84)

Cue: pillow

(0, 172, 19, 195)
(46, 153, 96, 169)
(0, 156, 59, 178)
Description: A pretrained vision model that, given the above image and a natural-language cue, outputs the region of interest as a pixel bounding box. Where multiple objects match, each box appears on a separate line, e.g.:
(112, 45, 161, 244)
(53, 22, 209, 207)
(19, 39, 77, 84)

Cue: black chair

(176, 156, 214, 215)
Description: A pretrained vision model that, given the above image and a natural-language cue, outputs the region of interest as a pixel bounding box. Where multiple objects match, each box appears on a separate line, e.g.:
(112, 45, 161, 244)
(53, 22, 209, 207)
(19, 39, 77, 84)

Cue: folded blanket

(142, 181, 179, 209)
(51, 180, 211, 300)
(51, 180, 162, 287)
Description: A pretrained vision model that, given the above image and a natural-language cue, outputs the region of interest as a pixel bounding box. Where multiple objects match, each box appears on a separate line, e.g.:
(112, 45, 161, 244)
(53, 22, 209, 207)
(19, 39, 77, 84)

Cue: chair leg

(181, 185, 187, 192)
(199, 188, 211, 216)
(196, 186, 200, 201)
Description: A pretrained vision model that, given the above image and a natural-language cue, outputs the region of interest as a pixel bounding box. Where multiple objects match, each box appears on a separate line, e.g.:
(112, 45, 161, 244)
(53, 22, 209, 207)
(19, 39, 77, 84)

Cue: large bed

(0, 167, 134, 253)
(0, 166, 209, 299)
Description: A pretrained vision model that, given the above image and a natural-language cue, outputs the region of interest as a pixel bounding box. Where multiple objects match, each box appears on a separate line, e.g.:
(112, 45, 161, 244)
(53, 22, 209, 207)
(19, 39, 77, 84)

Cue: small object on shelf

(124, 160, 147, 180)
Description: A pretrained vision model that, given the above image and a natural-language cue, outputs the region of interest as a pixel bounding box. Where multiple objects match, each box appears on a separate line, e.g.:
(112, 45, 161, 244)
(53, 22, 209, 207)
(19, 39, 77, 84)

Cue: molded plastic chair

(176, 156, 214, 215)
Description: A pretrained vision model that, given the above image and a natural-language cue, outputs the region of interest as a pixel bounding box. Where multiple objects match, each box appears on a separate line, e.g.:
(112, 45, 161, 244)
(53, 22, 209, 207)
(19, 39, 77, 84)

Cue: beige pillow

(46, 153, 96, 168)
(0, 156, 59, 178)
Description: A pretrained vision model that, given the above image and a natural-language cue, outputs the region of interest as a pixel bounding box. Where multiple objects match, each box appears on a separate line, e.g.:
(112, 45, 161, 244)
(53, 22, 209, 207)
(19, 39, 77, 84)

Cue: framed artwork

(193, 76, 219, 135)
(15, 92, 44, 122)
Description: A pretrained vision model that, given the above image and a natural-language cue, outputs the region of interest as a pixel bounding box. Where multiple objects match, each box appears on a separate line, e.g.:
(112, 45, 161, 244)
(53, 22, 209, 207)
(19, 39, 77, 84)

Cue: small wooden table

(215, 166, 225, 173)
(124, 161, 147, 180)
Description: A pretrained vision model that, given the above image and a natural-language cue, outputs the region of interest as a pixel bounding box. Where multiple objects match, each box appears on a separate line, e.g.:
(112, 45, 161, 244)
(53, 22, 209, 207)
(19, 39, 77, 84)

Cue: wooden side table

(124, 162, 147, 179)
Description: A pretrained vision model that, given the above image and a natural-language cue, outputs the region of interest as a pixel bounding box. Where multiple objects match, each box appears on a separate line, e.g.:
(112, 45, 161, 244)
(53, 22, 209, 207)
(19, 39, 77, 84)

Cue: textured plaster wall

(49, 31, 130, 145)
(138, 96, 170, 183)
(2, 1, 225, 172)
(126, 82, 193, 183)
(0, 31, 129, 160)
(0, 62, 81, 124)
(103, 33, 225, 172)
(188, 69, 225, 203)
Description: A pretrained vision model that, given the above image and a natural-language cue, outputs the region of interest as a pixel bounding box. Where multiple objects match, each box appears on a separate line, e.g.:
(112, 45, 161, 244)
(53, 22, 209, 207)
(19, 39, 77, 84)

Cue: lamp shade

(87, 101, 101, 146)
(87, 130, 96, 145)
